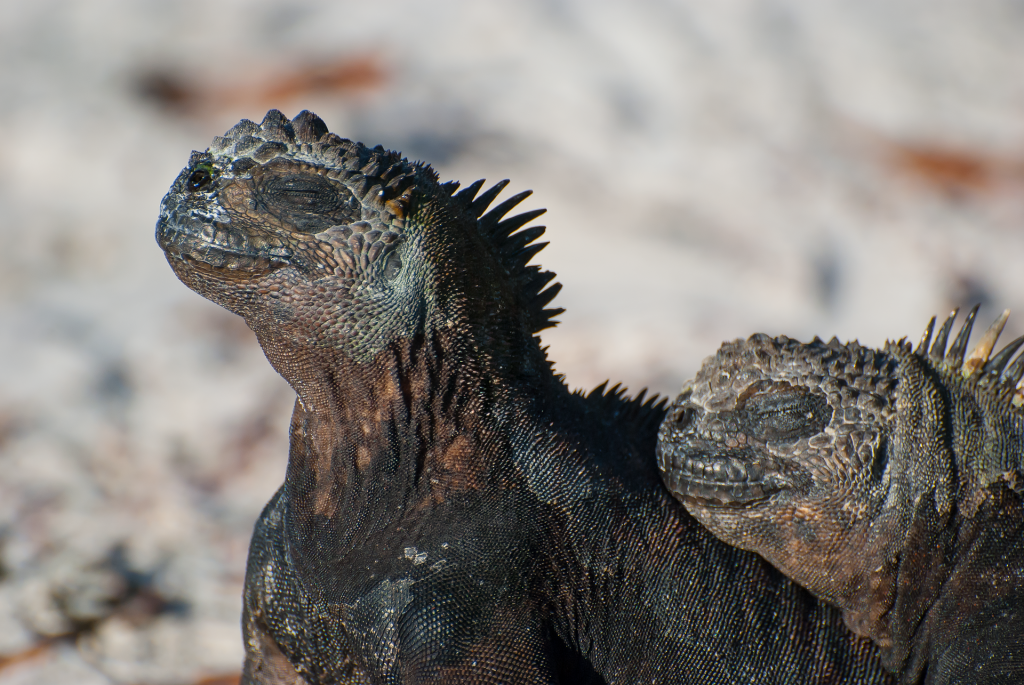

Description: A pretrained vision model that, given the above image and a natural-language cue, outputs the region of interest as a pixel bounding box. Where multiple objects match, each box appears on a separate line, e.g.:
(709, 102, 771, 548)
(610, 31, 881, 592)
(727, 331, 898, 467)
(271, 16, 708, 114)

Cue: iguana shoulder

(158, 109, 894, 684)
(657, 307, 1024, 683)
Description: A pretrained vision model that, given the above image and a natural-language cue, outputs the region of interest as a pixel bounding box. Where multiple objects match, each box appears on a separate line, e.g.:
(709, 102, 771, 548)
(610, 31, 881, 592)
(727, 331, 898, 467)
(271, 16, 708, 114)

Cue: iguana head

(657, 307, 1024, 632)
(157, 109, 561, 378)
(657, 332, 900, 509)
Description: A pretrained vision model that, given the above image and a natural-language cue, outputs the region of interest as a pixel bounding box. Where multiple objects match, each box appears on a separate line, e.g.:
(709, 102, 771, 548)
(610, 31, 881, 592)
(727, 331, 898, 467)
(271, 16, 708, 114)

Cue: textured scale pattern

(157, 109, 893, 684)
(657, 308, 1024, 684)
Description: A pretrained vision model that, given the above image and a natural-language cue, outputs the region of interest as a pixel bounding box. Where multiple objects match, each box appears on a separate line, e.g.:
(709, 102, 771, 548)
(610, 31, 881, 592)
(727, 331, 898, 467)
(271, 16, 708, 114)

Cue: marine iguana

(657, 307, 1024, 684)
(156, 109, 894, 684)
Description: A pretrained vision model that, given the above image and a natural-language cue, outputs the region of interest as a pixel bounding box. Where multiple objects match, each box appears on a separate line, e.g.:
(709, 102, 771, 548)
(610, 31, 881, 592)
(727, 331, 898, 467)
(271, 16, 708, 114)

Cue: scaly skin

(157, 109, 893, 684)
(657, 307, 1024, 684)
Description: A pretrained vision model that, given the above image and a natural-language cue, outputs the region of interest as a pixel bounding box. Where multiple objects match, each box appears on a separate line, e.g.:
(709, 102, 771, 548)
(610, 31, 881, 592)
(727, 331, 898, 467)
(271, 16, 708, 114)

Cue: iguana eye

(382, 251, 402, 280)
(187, 165, 214, 191)
(256, 172, 357, 233)
(745, 387, 831, 443)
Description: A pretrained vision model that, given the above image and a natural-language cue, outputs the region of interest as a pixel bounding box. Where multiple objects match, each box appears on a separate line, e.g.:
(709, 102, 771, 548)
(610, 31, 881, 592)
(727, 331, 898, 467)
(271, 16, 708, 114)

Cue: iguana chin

(156, 109, 894, 684)
(657, 306, 1024, 684)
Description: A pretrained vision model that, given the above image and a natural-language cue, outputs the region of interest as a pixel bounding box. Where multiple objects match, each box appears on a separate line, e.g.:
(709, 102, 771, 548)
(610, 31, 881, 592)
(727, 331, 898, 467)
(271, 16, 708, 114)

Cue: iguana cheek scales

(159, 109, 895, 684)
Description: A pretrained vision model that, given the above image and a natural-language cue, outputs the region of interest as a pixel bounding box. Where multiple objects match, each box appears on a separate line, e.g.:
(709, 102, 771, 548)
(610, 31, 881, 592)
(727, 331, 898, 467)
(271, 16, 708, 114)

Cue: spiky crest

(445, 178, 564, 334)
(904, 306, 1024, 409)
(582, 381, 668, 434)
(915, 316, 936, 355)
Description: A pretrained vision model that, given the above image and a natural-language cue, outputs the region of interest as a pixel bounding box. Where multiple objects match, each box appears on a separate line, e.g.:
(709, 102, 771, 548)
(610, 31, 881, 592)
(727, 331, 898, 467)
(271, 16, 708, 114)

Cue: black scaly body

(157, 109, 892, 684)
(657, 307, 1024, 684)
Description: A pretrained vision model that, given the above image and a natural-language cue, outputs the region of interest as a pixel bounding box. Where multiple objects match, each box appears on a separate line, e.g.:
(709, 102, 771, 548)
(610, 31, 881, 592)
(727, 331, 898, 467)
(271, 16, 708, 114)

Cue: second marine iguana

(156, 109, 893, 684)
(657, 307, 1024, 684)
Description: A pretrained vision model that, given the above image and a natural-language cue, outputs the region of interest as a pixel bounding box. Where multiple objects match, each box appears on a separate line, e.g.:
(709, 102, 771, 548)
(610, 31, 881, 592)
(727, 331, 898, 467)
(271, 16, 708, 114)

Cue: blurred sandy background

(1, 1, 1022, 682)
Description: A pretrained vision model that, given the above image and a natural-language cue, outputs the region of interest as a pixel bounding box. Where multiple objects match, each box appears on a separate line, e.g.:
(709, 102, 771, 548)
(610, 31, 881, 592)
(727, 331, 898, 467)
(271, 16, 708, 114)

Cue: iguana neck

(943, 374, 1024, 512)
(255, 323, 555, 554)
(844, 353, 1024, 677)
(836, 492, 956, 677)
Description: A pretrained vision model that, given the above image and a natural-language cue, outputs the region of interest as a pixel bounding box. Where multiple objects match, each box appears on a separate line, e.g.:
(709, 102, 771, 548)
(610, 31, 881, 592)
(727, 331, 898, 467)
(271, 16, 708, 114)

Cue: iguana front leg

(242, 489, 372, 685)
(242, 622, 312, 685)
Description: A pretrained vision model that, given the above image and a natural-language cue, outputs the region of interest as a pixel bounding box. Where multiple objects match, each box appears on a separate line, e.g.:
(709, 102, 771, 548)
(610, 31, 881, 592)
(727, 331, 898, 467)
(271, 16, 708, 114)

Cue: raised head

(156, 109, 561, 389)
(656, 308, 1024, 641)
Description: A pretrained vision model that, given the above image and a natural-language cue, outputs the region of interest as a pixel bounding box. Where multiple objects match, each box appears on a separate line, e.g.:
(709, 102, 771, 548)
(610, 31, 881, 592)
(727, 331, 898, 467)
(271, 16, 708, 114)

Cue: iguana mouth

(659, 446, 792, 504)
(158, 220, 291, 275)
(178, 252, 282, 277)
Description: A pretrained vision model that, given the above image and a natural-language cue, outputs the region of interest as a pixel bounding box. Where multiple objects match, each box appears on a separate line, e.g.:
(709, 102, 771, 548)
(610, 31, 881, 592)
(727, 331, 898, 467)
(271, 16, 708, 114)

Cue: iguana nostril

(670, 405, 696, 427)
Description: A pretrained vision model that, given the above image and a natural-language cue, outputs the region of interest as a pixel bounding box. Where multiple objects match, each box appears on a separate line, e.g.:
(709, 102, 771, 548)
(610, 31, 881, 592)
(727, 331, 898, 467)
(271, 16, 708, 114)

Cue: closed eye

(263, 175, 341, 212)
(256, 172, 356, 233)
(744, 387, 832, 443)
